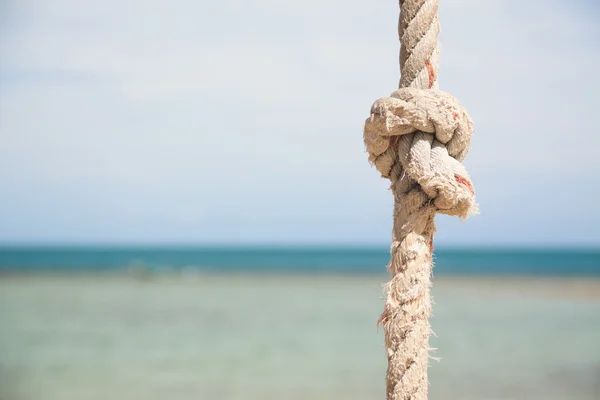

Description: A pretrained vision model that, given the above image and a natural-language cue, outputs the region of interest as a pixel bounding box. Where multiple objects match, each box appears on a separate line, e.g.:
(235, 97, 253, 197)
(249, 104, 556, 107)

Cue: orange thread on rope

(454, 174, 475, 195)
(425, 60, 435, 88)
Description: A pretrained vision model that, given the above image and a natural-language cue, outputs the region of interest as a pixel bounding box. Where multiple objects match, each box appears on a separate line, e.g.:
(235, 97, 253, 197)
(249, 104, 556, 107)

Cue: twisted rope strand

(363, 1, 478, 398)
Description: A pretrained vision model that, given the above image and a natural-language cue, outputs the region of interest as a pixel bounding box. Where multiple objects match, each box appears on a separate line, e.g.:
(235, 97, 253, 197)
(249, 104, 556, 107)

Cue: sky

(0, 0, 599, 246)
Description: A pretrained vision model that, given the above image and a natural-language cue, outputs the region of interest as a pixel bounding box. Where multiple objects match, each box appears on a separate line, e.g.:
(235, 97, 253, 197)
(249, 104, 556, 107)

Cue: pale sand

(3, 272, 599, 299)
(433, 275, 600, 300)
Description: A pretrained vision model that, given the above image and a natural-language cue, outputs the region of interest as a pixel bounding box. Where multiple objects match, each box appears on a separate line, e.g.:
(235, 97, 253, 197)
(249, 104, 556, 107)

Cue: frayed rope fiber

(363, 0, 478, 399)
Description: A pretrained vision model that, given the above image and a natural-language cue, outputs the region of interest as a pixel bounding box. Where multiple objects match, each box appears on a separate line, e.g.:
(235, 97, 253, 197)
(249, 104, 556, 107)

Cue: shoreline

(1, 271, 599, 301)
(436, 275, 600, 300)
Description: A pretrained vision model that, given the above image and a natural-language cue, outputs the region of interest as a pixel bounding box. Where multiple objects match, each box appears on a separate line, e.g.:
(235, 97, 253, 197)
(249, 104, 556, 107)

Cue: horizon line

(0, 242, 599, 251)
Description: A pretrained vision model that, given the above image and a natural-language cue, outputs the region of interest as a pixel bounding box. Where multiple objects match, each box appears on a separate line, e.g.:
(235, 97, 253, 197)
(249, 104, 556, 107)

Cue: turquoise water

(1, 274, 599, 400)
(1, 246, 599, 398)
(0, 246, 599, 275)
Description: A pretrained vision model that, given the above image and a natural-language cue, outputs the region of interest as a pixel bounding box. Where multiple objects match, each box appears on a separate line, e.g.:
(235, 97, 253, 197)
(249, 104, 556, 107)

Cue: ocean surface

(1, 274, 599, 400)
(1, 246, 599, 399)
(0, 246, 599, 275)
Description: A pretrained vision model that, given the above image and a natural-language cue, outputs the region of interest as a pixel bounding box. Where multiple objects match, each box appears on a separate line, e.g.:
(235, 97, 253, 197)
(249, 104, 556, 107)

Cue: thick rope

(363, 1, 477, 399)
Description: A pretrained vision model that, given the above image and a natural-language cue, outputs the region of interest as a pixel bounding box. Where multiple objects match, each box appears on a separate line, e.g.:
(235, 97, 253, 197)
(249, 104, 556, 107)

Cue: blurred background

(1, 0, 599, 399)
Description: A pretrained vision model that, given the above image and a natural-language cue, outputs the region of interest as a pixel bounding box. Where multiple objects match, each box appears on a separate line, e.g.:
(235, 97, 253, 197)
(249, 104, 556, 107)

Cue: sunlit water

(1, 274, 599, 400)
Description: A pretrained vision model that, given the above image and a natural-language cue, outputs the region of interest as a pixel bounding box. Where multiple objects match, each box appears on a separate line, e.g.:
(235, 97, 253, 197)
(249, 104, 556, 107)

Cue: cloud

(0, 0, 599, 244)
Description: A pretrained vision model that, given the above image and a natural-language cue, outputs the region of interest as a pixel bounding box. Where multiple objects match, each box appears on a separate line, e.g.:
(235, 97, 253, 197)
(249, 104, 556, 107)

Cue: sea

(0, 246, 599, 275)
(1, 247, 599, 400)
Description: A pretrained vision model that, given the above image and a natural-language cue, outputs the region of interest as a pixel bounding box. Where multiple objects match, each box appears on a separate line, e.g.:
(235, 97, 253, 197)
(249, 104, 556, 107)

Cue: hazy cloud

(1, 0, 598, 245)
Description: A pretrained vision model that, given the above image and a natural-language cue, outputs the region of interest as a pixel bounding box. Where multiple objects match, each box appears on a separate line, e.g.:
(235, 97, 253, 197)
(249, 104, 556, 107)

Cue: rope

(363, 1, 478, 399)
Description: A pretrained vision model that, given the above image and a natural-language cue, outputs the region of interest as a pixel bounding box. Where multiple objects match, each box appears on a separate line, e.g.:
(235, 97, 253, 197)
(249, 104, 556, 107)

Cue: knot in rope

(364, 87, 477, 218)
(365, 1, 479, 398)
